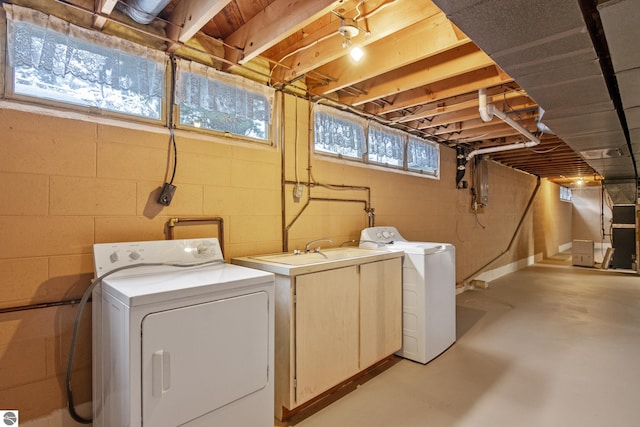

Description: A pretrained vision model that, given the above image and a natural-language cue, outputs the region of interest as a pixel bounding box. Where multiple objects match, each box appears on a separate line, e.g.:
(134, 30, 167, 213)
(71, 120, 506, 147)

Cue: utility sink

(250, 248, 385, 266)
(234, 246, 403, 275)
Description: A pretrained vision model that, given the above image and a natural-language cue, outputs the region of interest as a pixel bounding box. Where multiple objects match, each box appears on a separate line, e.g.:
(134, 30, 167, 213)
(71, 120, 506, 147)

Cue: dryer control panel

(93, 238, 223, 275)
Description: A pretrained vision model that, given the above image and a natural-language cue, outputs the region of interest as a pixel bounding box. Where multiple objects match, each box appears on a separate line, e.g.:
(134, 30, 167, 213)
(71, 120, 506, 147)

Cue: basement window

(4, 4, 165, 120)
(175, 60, 274, 143)
(407, 136, 439, 176)
(368, 122, 405, 168)
(560, 186, 572, 201)
(313, 104, 440, 178)
(314, 104, 366, 159)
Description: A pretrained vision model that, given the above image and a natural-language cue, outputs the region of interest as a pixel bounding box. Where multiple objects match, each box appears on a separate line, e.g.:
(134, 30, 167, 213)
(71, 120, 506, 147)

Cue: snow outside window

(407, 136, 439, 177)
(5, 4, 165, 119)
(313, 104, 366, 159)
(560, 186, 572, 201)
(175, 60, 274, 142)
(368, 122, 405, 167)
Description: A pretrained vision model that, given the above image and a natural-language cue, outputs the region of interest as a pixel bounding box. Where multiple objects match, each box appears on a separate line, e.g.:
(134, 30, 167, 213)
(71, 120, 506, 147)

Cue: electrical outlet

(293, 183, 303, 201)
(158, 183, 177, 206)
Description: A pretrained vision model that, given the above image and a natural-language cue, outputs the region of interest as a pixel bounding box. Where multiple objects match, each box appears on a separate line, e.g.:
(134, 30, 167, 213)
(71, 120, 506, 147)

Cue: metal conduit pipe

(461, 176, 541, 286)
(467, 89, 540, 161)
(283, 197, 375, 252)
(167, 216, 225, 257)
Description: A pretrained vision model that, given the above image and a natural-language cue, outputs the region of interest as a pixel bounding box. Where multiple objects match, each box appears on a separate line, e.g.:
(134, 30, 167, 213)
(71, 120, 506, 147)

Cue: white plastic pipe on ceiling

(466, 88, 540, 161)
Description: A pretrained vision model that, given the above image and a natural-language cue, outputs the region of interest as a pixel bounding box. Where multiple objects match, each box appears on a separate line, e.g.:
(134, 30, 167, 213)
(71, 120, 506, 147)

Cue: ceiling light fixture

(339, 18, 367, 62)
(350, 46, 364, 61)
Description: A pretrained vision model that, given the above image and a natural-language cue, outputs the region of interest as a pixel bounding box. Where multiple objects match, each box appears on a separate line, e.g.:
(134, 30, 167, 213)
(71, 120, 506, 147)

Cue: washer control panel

(93, 238, 223, 275)
(360, 226, 406, 243)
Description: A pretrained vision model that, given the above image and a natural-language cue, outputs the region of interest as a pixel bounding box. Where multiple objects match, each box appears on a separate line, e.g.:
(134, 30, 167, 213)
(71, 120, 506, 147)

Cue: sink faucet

(305, 238, 332, 253)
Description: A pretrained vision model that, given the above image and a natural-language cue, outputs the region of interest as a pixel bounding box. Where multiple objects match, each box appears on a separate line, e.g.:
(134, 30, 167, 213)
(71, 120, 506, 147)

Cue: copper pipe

(167, 217, 225, 258)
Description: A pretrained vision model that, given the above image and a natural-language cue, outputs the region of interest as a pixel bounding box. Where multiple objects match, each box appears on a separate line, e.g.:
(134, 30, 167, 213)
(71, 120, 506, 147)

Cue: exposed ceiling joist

(93, 0, 118, 29)
(317, 12, 468, 95)
(224, 0, 342, 67)
(167, 0, 234, 50)
(341, 43, 494, 106)
(275, 0, 440, 83)
(364, 66, 514, 116)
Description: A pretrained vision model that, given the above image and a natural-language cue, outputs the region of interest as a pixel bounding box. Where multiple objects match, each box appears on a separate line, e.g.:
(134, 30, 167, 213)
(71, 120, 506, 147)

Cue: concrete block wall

(0, 93, 571, 424)
(282, 95, 548, 283)
(0, 104, 283, 425)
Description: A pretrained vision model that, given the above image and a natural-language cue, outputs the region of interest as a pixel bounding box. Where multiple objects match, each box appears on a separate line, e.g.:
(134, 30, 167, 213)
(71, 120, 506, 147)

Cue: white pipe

(467, 89, 540, 161)
(478, 88, 493, 122)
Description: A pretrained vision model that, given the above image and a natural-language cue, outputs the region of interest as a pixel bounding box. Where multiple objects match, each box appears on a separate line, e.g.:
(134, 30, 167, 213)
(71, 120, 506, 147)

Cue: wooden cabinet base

(278, 355, 399, 422)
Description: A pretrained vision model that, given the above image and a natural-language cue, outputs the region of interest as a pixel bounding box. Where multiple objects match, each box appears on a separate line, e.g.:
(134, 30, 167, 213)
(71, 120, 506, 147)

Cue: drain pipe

(467, 89, 541, 161)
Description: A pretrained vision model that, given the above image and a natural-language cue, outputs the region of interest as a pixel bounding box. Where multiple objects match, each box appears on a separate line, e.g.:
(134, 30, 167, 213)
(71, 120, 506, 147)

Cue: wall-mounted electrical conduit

(280, 94, 375, 252)
(282, 188, 375, 252)
(461, 176, 541, 287)
(466, 88, 541, 161)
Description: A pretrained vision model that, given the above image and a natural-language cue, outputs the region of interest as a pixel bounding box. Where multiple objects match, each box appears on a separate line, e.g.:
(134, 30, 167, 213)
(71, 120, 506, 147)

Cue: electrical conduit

(461, 176, 541, 286)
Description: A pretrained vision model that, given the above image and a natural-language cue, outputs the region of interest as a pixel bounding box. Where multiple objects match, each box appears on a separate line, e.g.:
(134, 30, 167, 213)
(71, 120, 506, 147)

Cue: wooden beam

(167, 0, 234, 49)
(317, 13, 468, 95)
(93, 0, 118, 29)
(224, 0, 342, 66)
(389, 90, 529, 124)
(339, 43, 494, 107)
(439, 119, 538, 142)
(360, 66, 514, 116)
(276, 0, 440, 82)
(420, 97, 537, 129)
(433, 117, 537, 137)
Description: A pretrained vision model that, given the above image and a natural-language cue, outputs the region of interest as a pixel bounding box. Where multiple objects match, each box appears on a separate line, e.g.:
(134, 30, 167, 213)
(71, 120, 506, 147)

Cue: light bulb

(350, 46, 364, 62)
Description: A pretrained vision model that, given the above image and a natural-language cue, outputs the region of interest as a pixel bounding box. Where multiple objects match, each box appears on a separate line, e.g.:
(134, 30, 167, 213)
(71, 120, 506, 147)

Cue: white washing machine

(92, 238, 275, 427)
(360, 226, 456, 364)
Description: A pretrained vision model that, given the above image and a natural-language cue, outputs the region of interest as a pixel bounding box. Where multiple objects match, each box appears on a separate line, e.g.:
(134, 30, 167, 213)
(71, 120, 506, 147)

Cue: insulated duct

(603, 179, 637, 205)
(117, 0, 171, 24)
(467, 89, 541, 161)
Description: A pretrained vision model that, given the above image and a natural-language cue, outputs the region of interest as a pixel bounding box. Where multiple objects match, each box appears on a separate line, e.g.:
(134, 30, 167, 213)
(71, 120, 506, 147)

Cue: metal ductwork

(117, 0, 171, 24)
(604, 179, 638, 205)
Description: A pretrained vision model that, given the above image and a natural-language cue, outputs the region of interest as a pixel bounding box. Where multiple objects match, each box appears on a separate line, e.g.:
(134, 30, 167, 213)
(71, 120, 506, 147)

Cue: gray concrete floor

(276, 256, 640, 427)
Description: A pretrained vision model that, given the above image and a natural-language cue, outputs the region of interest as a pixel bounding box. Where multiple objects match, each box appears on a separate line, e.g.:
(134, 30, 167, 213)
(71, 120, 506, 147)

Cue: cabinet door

(359, 258, 402, 369)
(295, 266, 359, 405)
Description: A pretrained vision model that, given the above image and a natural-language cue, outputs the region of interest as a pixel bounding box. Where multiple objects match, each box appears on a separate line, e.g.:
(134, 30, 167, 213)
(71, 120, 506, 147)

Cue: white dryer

(92, 238, 275, 427)
(360, 226, 456, 364)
